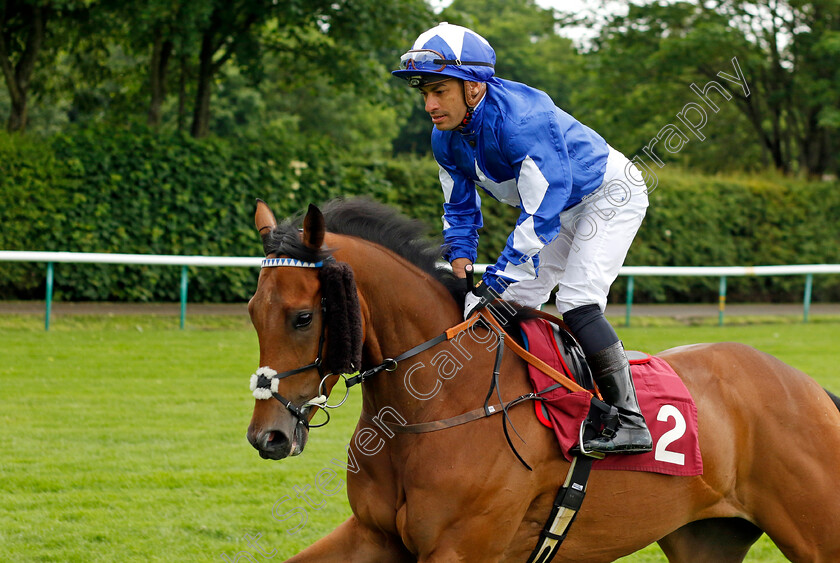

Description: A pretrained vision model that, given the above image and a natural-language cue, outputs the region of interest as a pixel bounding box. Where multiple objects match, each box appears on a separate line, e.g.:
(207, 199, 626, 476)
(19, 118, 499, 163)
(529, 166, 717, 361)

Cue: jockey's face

(419, 78, 467, 131)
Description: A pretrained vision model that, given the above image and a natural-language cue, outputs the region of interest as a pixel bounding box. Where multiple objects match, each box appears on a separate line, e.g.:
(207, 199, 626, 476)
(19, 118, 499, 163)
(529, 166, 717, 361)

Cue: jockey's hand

(464, 291, 483, 320)
(451, 258, 472, 279)
(463, 279, 498, 320)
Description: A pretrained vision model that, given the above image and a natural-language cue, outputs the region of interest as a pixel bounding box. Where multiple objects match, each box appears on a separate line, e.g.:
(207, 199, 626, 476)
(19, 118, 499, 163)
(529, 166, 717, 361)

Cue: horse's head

(246, 200, 363, 460)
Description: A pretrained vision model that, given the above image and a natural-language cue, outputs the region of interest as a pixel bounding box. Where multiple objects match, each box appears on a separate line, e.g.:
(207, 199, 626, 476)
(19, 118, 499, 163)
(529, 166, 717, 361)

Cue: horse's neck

(329, 235, 478, 420)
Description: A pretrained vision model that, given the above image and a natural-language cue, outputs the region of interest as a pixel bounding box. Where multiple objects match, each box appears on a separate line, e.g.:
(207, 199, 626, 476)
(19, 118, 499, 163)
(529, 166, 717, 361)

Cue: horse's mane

(261, 197, 469, 303)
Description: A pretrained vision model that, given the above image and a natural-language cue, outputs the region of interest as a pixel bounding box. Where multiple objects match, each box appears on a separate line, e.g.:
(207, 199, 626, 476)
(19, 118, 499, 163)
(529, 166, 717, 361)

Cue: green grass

(1, 314, 837, 561)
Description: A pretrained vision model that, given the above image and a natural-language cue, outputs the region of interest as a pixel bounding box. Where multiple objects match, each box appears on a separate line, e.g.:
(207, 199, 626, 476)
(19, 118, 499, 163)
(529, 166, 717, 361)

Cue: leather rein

(249, 257, 594, 450)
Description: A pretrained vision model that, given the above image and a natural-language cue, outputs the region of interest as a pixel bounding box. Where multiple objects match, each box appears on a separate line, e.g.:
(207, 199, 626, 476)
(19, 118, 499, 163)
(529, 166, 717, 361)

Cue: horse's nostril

(260, 429, 288, 451)
(248, 426, 294, 460)
(266, 431, 285, 448)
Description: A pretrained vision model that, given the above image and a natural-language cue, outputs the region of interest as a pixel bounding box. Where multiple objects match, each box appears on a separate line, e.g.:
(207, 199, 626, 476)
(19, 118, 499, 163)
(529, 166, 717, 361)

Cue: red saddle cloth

(520, 319, 703, 477)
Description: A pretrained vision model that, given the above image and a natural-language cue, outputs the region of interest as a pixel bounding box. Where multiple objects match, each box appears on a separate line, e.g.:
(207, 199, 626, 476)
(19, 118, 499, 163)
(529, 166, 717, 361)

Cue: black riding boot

(582, 341, 652, 455)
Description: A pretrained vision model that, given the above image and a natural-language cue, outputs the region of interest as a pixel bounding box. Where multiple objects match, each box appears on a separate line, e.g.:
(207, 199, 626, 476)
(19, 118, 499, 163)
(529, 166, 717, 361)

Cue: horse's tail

(825, 388, 840, 413)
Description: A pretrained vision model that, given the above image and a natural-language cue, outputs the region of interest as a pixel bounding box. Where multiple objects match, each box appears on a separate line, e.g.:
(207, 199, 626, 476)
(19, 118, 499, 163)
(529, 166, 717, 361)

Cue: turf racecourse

(1, 313, 837, 562)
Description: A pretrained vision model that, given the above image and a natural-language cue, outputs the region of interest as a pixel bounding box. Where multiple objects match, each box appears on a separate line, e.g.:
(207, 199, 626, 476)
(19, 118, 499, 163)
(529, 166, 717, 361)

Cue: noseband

(249, 256, 351, 429)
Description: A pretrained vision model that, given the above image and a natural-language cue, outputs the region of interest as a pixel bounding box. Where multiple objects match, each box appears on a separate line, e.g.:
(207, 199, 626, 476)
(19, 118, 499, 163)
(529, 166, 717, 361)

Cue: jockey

(392, 22, 652, 455)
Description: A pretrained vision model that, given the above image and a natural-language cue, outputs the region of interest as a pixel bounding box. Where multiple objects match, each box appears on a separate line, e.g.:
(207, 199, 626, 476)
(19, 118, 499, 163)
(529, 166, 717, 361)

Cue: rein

(249, 256, 593, 440)
(348, 311, 591, 394)
(350, 308, 594, 470)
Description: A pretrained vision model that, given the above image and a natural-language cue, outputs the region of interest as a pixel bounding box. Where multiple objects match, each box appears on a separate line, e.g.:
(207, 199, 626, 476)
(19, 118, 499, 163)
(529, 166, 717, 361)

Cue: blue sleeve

(483, 110, 573, 294)
(436, 159, 483, 263)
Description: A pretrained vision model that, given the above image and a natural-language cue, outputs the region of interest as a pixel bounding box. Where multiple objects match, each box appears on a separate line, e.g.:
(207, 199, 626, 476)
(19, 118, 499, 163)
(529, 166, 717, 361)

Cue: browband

(261, 257, 330, 269)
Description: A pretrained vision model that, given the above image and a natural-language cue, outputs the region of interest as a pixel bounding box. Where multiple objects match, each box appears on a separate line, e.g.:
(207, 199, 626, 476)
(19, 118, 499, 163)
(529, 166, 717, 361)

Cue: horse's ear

(302, 204, 325, 251)
(255, 199, 277, 236)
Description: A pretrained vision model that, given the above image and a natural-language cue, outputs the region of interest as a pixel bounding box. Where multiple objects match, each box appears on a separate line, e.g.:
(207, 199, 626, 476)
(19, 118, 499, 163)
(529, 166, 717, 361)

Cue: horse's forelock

(261, 221, 332, 263)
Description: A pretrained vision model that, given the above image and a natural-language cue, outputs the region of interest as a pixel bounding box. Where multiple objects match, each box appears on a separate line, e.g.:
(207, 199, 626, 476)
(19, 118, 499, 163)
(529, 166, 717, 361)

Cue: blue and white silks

(433, 77, 612, 295)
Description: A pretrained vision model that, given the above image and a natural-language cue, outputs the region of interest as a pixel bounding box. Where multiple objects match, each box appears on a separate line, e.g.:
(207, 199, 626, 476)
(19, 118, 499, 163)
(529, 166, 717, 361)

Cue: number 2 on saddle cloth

(519, 318, 703, 477)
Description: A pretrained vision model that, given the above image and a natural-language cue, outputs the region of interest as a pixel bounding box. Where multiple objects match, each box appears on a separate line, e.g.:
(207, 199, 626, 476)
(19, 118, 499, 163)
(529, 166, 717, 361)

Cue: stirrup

(574, 420, 605, 460)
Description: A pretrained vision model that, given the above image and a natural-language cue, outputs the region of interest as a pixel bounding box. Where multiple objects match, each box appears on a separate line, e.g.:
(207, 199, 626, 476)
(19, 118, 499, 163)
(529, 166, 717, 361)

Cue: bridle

(249, 256, 596, 448)
(249, 256, 351, 429)
(248, 253, 466, 431)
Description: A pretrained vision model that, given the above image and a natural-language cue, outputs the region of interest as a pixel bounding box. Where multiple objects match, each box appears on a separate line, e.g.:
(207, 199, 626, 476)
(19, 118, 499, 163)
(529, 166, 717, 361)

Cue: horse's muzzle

(247, 424, 307, 460)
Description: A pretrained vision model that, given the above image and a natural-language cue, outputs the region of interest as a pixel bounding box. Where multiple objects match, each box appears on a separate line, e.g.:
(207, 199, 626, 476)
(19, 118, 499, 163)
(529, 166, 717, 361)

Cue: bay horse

(246, 198, 840, 562)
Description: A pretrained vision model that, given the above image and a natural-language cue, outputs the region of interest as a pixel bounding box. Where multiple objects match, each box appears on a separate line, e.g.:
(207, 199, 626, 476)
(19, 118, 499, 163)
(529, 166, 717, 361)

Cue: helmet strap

(458, 106, 475, 131)
(457, 81, 485, 131)
(457, 81, 475, 131)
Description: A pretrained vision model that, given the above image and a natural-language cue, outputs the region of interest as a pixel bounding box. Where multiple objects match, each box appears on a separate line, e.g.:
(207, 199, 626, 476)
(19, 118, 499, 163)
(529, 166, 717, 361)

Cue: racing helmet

(392, 22, 496, 87)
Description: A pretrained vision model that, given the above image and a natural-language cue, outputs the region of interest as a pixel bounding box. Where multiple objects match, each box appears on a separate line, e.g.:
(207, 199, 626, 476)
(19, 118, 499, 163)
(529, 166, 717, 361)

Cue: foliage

(1, 128, 838, 303)
(621, 167, 840, 303)
(0, 0, 433, 139)
(574, 0, 840, 177)
(0, 131, 71, 297)
(3, 0, 838, 176)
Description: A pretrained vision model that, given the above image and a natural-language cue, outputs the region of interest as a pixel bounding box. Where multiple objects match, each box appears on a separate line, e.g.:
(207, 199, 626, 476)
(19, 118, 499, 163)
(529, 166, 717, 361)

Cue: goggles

(398, 49, 494, 73)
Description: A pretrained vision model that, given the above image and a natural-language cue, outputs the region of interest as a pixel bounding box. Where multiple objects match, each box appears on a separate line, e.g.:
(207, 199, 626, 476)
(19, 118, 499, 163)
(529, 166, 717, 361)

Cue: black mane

(261, 198, 468, 302)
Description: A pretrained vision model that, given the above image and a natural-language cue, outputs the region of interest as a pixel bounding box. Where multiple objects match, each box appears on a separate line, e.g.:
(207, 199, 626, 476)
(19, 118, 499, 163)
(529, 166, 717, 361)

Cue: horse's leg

(746, 455, 840, 563)
(285, 515, 415, 563)
(657, 518, 763, 563)
(738, 383, 840, 561)
(407, 507, 520, 563)
(661, 344, 840, 562)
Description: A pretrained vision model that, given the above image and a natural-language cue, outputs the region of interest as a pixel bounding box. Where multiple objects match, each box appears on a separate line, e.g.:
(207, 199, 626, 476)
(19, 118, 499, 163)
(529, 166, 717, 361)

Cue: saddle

(519, 318, 703, 477)
(518, 317, 702, 563)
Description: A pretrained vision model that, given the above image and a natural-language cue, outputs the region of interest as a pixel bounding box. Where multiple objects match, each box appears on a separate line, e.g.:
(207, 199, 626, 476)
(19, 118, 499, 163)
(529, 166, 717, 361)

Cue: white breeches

(501, 147, 649, 314)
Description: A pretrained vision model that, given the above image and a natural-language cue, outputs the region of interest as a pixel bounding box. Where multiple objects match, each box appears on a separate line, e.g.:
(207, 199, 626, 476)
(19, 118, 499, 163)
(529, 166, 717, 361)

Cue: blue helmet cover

(392, 22, 496, 85)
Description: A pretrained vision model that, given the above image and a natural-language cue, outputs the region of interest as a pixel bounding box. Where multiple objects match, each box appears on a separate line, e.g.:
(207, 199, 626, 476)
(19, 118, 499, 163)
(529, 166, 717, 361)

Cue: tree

(184, 0, 431, 138)
(1, 0, 435, 145)
(108, 0, 208, 129)
(0, 0, 48, 131)
(581, 0, 840, 177)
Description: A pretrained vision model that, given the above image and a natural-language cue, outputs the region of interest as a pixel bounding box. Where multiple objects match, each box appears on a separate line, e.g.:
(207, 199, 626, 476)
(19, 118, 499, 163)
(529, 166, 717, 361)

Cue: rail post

(45, 262, 54, 331)
(803, 273, 813, 323)
(180, 266, 189, 329)
(625, 275, 634, 327)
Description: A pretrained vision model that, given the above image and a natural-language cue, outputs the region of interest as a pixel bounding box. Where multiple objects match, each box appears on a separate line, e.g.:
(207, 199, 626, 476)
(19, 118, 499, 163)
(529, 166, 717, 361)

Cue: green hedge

(622, 168, 840, 303)
(0, 133, 72, 298)
(1, 128, 838, 303)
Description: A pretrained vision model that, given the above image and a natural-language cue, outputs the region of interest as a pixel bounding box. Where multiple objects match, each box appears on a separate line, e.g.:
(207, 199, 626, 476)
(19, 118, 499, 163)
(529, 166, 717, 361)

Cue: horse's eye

(294, 312, 313, 329)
